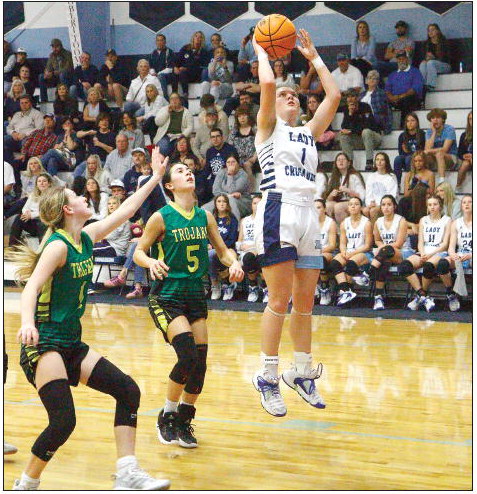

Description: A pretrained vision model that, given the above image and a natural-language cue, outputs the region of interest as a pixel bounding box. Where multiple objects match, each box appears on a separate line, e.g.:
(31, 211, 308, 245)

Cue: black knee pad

(32, 379, 76, 461)
(398, 260, 414, 277)
(436, 258, 451, 275)
(375, 263, 390, 282)
(242, 252, 260, 274)
(376, 245, 395, 262)
(329, 259, 344, 276)
(322, 256, 329, 271)
(170, 332, 198, 386)
(422, 262, 436, 279)
(87, 357, 141, 427)
(184, 344, 208, 395)
(344, 260, 360, 276)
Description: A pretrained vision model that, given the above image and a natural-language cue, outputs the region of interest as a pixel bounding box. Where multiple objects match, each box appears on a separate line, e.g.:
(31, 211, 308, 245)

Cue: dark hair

(348, 196, 363, 207)
(427, 193, 444, 215)
(96, 112, 111, 126)
(374, 152, 393, 174)
(305, 94, 321, 122)
(402, 112, 425, 151)
(72, 176, 87, 196)
(464, 111, 472, 144)
(84, 177, 101, 212)
(225, 151, 240, 166)
(210, 127, 223, 137)
(314, 198, 326, 208)
(427, 108, 447, 122)
(427, 23, 445, 42)
(272, 59, 288, 81)
(380, 194, 398, 210)
(170, 135, 195, 163)
(325, 152, 365, 199)
(234, 104, 255, 129)
(156, 33, 166, 40)
(122, 111, 137, 130)
(212, 194, 232, 224)
(200, 93, 215, 108)
(356, 20, 370, 40)
(162, 162, 181, 200)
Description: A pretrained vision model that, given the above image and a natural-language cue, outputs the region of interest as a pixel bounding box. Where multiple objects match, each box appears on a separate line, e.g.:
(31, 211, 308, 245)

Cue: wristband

(311, 55, 325, 69)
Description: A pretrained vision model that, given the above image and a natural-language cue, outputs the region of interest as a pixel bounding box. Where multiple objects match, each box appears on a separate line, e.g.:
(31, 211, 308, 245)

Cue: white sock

(294, 352, 313, 375)
(260, 352, 279, 379)
(20, 473, 40, 488)
(180, 399, 195, 407)
(164, 398, 179, 413)
(116, 455, 137, 472)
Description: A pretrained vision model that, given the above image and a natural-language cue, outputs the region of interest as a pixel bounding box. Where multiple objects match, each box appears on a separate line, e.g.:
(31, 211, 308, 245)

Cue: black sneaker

(156, 409, 178, 445)
(176, 404, 198, 448)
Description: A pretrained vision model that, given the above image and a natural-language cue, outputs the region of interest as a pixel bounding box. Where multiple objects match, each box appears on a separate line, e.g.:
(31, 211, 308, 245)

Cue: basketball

(255, 14, 296, 59)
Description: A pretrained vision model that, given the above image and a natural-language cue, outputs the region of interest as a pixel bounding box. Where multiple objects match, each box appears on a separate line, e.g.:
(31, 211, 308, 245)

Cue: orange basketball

(255, 14, 296, 60)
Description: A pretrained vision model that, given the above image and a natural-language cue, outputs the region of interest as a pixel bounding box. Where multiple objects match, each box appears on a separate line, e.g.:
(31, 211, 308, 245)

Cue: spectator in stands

(197, 93, 229, 139)
(172, 31, 209, 100)
(82, 87, 110, 131)
(419, 24, 451, 91)
(71, 175, 87, 196)
(11, 47, 31, 81)
(136, 83, 167, 141)
(39, 38, 74, 102)
(4, 40, 16, 94)
(103, 133, 132, 180)
(98, 49, 129, 107)
(149, 33, 175, 100)
(85, 177, 108, 221)
(435, 181, 461, 219)
(400, 194, 451, 312)
(385, 51, 423, 127)
(350, 20, 377, 79)
(8, 172, 52, 246)
(204, 33, 229, 80)
(41, 116, 81, 176)
(4, 161, 16, 210)
(206, 127, 237, 179)
(338, 90, 382, 171)
(169, 135, 196, 164)
(208, 194, 239, 301)
(393, 112, 426, 186)
(109, 179, 127, 202)
(119, 111, 145, 150)
(272, 60, 295, 88)
(84, 154, 111, 191)
(203, 152, 252, 220)
(435, 194, 472, 312)
(301, 95, 336, 151)
(123, 147, 147, 196)
(5, 80, 25, 121)
(223, 60, 260, 116)
(15, 65, 36, 97)
(376, 20, 415, 77)
(153, 92, 193, 154)
(192, 108, 221, 165)
(324, 152, 365, 224)
(456, 110, 472, 188)
(53, 83, 80, 125)
(124, 59, 161, 116)
(236, 27, 256, 82)
(71, 51, 99, 101)
(331, 53, 364, 108)
(360, 70, 392, 136)
(4, 95, 44, 164)
(228, 105, 257, 179)
(424, 108, 457, 184)
(397, 151, 435, 227)
(201, 46, 234, 101)
(299, 61, 323, 100)
(362, 152, 398, 222)
(184, 155, 213, 206)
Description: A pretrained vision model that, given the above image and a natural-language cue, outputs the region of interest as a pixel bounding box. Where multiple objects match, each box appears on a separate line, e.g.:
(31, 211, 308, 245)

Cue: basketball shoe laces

(259, 375, 283, 406)
(113, 465, 157, 488)
(296, 363, 324, 395)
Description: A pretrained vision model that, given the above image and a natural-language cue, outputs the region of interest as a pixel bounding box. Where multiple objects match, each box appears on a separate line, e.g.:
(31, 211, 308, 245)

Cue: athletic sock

(20, 473, 40, 489)
(179, 399, 195, 407)
(116, 455, 137, 473)
(260, 352, 279, 379)
(294, 352, 313, 375)
(164, 398, 179, 414)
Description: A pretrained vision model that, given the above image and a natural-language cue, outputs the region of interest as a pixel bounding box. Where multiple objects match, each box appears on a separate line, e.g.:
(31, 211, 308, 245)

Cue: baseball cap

(131, 147, 146, 155)
(16, 47, 27, 54)
(395, 20, 408, 29)
(106, 48, 117, 56)
(50, 38, 62, 47)
(336, 53, 348, 61)
(43, 113, 55, 119)
(395, 51, 408, 58)
(110, 179, 125, 189)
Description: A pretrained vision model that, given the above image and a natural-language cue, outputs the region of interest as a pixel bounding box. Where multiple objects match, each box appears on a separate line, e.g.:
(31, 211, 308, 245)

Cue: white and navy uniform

(376, 214, 413, 259)
(455, 217, 472, 268)
(318, 216, 334, 251)
(238, 214, 257, 261)
(255, 118, 322, 268)
(422, 214, 451, 255)
(344, 215, 372, 262)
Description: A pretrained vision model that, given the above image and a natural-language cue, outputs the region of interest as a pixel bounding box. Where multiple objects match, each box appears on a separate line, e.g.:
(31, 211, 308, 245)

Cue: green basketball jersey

(36, 229, 94, 325)
(152, 202, 209, 280)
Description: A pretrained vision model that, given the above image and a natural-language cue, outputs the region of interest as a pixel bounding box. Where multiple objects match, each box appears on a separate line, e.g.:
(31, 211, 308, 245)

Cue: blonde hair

(145, 83, 159, 104)
(8, 79, 26, 99)
(31, 173, 53, 200)
(21, 157, 45, 178)
(107, 195, 121, 214)
(85, 154, 102, 180)
(436, 181, 456, 217)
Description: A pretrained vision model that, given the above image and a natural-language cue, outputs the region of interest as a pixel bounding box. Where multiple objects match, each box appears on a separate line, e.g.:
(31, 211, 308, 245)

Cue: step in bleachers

(425, 89, 472, 109)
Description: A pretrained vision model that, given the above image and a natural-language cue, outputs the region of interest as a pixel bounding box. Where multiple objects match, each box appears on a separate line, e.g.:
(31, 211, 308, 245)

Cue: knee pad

(436, 258, 451, 276)
(87, 357, 141, 427)
(398, 260, 415, 277)
(169, 332, 198, 386)
(242, 252, 260, 274)
(422, 262, 436, 279)
(32, 379, 76, 461)
(344, 260, 360, 276)
(375, 263, 390, 282)
(329, 259, 344, 277)
(184, 344, 207, 395)
(375, 245, 395, 262)
(322, 256, 329, 272)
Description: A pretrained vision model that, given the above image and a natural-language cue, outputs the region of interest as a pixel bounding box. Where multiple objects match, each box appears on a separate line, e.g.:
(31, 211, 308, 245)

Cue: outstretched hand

(296, 29, 319, 61)
(252, 34, 268, 59)
(151, 146, 169, 179)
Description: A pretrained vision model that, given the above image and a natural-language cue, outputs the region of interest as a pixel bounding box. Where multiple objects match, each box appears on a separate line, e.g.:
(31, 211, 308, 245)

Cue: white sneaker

(252, 370, 287, 417)
(262, 287, 269, 303)
(353, 272, 370, 287)
(211, 284, 221, 300)
(314, 285, 319, 298)
(247, 285, 259, 302)
(336, 289, 356, 306)
(319, 287, 332, 306)
(222, 282, 237, 301)
(113, 465, 170, 490)
(282, 365, 326, 409)
(407, 295, 424, 311)
(423, 296, 435, 313)
(4, 441, 18, 455)
(447, 293, 460, 312)
(12, 480, 39, 491)
(373, 295, 385, 311)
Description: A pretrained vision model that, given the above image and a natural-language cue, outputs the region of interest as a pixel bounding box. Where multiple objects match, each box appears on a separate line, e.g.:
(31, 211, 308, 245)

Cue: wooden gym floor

(3, 291, 472, 490)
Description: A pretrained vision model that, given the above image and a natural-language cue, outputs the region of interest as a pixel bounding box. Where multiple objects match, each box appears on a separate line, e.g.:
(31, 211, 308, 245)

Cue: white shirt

(126, 74, 162, 106)
(360, 91, 373, 106)
(344, 215, 369, 252)
(319, 215, 334, 250)
(4, 162, 15, 187)
(376, 214, 404, 244)
(365, 173, 398, 207)
(455, 217, 472, 253)
(331, 65, 364, 92)
(240, 214, 256, 249)
(422, 215, 451, 254)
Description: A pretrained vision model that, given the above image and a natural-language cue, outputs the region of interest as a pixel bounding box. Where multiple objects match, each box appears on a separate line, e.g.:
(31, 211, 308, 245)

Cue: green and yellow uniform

(20, 229, 93, 387)
(149, 202, 209, 342)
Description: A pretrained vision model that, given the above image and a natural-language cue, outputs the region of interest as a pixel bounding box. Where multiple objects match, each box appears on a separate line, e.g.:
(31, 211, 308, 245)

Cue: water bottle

(459, 62, 464, 73)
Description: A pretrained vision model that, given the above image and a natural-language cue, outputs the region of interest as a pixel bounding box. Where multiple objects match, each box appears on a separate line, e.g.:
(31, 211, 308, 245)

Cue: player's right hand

(252, 35, 268, 58)
(148, 258, 170, 280)
(17, 324, 39, 346)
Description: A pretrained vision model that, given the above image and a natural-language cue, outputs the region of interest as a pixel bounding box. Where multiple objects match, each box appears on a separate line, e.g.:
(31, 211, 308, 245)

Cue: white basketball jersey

(344, 215, 369, 252)
(241, 214, 256, 245)
(319, 216, 334, 249)
(376, 214, 403, 245)
(256, 118, 318, 200)
(422, 215, 451, 254)
(455, 217, 472, 253)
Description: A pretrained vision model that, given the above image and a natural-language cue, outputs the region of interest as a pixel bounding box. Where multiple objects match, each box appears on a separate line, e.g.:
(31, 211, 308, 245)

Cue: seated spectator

(350, 20, 377, 79)
(324, 152, 365, 224)
(124, 59, 161, 116)
(331, 53, 364, 108)
(4, 160, 16, 209)
(205, 127, 237, 180)
(39, 38, 74, 102)
(98, 49, 129, 107)
(236, 27, 256, 82)
(184, 156, 213, 206)
(419, 24, 451, 91)
(192, 108, 221, 165)
(299, 61, 324, 100)
(153, 92, 193, 154)
(208, 194, 239, 301)
(84, 153, 112, 191)
(237, 88, 260, 122)
(272, 59, 295, 88)
(14, 64, 36, 97)
(424, 108, 457, 184)
(81, 87, 110, 131)
(71, 51, 100, 100)
(136, 83, 167, 141)
(103, 133, 133, 180)
(376, 20, 415, 78)
(337, 90, 382, 171)
(223, 60, 260, 116)
(397, 151, 435, 227)
(71, 175, 87, 196)
(119, 112, 145, 150)
(5, 80, 25, 121)
(301, 95, 336, 151)
(149, 33, 175, 100)
(109, 179, 127, 202)
(360, 70, 392, 136)
(435, 181, 461, 220)
(11, 47, 32, 82)
(8, 173, 52, 246)
(84, 177, 108, 221)
(202, 152, 252, 220)
(227, 105, 257, 178)
(362, 152, 398, 222)
(457, 111, 472, 188)
(169, 135, 197, 164)
(123, 147, 148, 196)
(203, 33, 229, 80)
(400, 195, 451, 313)
(201, 47, 234, 101)
(393, 112, 426, 186)
(385, 51, 424, 127)
(53, 83, 80, 126)
(197, 93, 229, 139)
(4, 40, 16, 94)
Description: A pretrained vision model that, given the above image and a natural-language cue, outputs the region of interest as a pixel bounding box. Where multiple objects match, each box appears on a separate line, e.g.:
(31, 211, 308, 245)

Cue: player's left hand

(151, 147, 169, 179)
(296, 29, 319, 62)
(229, 260, 244, 283)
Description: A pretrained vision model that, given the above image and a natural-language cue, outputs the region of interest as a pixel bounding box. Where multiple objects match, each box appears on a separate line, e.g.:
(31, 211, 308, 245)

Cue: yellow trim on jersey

(36, 277, 53, 322)
(157, 243, 165, 261)
(56, 229, 83, 253)
(169, 201, 195, 221)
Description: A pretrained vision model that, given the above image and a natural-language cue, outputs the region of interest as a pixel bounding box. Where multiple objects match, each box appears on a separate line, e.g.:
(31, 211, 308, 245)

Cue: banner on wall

(67, 2, 82, 65)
